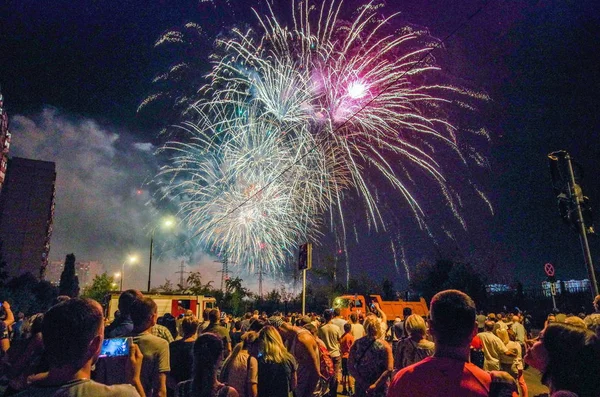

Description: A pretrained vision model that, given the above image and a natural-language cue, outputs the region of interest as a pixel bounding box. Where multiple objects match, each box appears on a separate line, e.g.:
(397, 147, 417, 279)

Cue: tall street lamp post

(148, 218, 175, 292)
(120, 255, 138, 292)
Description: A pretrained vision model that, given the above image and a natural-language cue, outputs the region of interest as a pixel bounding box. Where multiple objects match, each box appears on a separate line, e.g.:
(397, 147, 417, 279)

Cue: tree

(155, 279, 175, 293)
(224, 277, 251, 316)
(59, 253, 80, 297)
(82, 272, 118, 303)
(183, 272, 214, 296)
(382, 278, 395, 301)
(1, 273, 58, 315)
(410, 259, 487, 305)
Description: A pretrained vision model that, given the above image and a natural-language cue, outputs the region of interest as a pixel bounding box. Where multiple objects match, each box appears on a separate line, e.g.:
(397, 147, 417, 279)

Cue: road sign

(550, 282, 557, 296)
(544, 263, 555, 277)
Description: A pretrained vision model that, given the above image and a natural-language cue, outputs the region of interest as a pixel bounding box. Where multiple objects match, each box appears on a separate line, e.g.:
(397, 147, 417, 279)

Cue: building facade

(46, 260, 103, 287)
(0, 157, 56, 279)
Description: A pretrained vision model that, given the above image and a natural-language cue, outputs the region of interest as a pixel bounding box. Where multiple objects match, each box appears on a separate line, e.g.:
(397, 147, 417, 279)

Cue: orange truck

(332, 294, 429, 320)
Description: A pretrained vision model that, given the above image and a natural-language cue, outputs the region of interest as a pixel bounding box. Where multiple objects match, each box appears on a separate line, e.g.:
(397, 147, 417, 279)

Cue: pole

(302, 268, 306, 316)
(565, 153, 599, 297)
(550, 282, 557, 312)
(148, 232, 154, 292)
(121, 261, 125, 292)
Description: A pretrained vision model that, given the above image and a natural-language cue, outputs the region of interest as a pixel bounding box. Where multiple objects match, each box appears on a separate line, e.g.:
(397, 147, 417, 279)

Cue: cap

(268, 316, 284, 328)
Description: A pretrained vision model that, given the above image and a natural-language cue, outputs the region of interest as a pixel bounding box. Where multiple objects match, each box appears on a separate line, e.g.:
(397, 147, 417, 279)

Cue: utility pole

(257, 263, 264, 298)
(175, 260, 189, 289)
(548, 151, 599, 297)
(215, 255, 233, 292)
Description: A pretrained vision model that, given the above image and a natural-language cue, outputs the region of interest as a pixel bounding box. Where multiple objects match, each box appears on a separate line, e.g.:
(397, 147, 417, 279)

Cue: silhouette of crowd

(1, 291, 599, 397)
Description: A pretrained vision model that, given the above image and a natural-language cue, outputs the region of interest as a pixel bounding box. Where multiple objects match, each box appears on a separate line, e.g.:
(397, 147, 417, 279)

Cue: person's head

(525, 323, 600, 397)
(303, 323, 318, 337)
(17, 312, 25, 320)
(323, 309, 333, 323)
(564, 316, 586, 329)
(507, 329, 517, 342)
(208, 308, 220, 323)
(130, 297, 158, 332)
(181, 316, 200, 338)
(249, 318, 266, 332)
(512, 315, 520, 324)
(118, 289, 143, 317)
(333, 307, 341, 317)
(593, 295, 600, 312)
(428, 290, 477, 348)
(343, 322, 352, 334)
(363, 315, 383, 340)
(402, 307, 412, 318)
(405, 314, 427, 339)
(42, 298, 104, 369)
(496, 328, 509, 345)
(202, 308, 211, 321)
(484, 320, 495, 332)
(191, 333, 224, 394)
(349, 312, 358, 324)
(487, 313, 496, 322)
(52, 295, 71, 306)
(21, 313, 44, 339)
(258, 325, 293, 364)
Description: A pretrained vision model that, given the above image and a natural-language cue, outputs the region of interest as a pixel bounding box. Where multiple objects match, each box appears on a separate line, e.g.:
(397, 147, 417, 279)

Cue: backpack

(315, 339, 335, 380)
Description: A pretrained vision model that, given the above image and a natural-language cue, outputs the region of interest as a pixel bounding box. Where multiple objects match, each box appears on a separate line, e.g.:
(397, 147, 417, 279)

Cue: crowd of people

(0, 291, 599, 397)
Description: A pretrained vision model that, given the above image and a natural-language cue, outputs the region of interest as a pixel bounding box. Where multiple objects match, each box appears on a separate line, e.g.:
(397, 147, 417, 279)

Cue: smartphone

(99, 337, 131, 358)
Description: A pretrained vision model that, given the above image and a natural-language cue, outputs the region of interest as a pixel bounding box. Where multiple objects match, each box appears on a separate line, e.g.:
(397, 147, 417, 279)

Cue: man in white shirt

(478, 321, 513, 371)
(319, 310, 343, 397)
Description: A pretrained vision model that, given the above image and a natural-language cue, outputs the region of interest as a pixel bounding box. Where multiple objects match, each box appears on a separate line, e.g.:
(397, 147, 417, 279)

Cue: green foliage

(81, 272, 118, 303)
(0, 273, 58, 315)
(155, 279, 175, 293)
(223, 277, 251, 316)
(59, 253, 80, 297)
(183, 272, 214, 295)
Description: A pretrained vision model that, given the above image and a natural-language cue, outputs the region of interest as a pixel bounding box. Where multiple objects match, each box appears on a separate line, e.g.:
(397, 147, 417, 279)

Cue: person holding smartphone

(12, 298, 145, 397)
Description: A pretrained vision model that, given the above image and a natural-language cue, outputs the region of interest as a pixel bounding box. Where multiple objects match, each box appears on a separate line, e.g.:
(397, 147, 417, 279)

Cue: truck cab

(333, 294, 429, 320)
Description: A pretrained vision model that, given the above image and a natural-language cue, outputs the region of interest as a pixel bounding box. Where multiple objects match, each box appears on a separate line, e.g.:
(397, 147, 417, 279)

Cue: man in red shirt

(387, 290, 517, 397)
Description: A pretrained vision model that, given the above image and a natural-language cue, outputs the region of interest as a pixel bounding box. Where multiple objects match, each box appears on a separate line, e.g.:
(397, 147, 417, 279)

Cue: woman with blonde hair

(497, 328, 522, 379)
(256, 325, 297, 397)
(348, 315, 393, 397)
(394, 314, 434, 371)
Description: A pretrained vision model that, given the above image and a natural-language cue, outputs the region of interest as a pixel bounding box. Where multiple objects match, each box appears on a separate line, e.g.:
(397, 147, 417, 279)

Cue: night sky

(1, 0, 599, 292)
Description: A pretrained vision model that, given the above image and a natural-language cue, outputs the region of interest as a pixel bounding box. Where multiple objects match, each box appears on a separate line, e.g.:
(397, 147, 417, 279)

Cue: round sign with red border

(544, 263, 555, 277)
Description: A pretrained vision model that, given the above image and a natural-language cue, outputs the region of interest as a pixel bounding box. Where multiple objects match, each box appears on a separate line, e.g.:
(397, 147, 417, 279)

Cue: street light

(120, 256, 137, 292)
(148, 218, 175, 292)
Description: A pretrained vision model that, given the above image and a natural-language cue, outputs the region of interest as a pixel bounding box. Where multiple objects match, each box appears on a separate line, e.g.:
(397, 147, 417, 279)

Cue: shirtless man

(270, 317, 321, 397)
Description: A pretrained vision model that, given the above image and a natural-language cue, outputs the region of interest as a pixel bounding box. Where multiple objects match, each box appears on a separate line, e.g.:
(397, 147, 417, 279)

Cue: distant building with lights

(541, 279, 590, 297)
(0, 157, 56, 279)
(486, 283, 512, 295)
(0, 88, 12, 190)
(45, 260, 103, 287)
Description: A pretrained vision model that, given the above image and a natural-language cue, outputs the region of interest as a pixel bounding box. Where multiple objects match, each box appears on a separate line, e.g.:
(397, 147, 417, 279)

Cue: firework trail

(159, 0, 489, 277)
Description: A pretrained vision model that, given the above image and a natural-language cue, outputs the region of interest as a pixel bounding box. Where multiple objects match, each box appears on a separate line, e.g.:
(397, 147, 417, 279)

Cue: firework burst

(159, 0, 489, 277)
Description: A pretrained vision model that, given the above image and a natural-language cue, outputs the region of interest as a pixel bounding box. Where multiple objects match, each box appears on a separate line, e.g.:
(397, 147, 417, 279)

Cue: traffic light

(298, 243, 312, 270)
